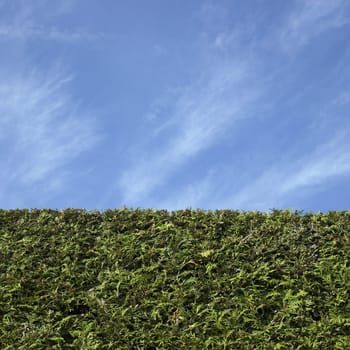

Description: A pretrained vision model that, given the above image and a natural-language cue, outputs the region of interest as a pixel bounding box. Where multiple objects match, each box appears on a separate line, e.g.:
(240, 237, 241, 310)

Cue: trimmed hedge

(0, 208, 350, 349)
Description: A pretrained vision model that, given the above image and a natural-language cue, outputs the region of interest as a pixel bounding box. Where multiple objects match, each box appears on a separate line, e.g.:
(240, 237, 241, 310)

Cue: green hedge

(0, 208, 350, 349)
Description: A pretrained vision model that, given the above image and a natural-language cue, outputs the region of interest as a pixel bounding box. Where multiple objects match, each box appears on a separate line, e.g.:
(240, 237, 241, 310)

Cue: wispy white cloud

(117, 58, 261, 205)
(114, 0, 350, 210)
(0, 0, 103, 207)
(280, 0, 350, 51)
(199, 1, 228, 30)
(151, 126, 349, 211)
(152, 168, 217, 211)
(219, 128, 350, 210)
(333, 91, 350, 106)
(0, 0, 104, 43)
(0, 66, 100, 205)
(0, 0, 75, 21)
(0, 24, 106, 42)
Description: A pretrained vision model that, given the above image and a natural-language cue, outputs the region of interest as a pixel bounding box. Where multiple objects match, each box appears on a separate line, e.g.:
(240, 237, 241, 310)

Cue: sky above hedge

(1, 0, 349, 212)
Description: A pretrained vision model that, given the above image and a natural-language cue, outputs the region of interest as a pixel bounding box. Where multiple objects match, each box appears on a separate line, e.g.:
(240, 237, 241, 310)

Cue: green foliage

(0, 208, 350, 348)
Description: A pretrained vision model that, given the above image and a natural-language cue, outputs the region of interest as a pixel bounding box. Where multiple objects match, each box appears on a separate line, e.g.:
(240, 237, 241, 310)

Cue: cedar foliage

(0, 208, 350, 349)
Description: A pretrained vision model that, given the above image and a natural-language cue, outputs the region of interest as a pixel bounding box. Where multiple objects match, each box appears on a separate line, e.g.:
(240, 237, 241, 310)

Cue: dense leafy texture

(0, 208, 350, 349)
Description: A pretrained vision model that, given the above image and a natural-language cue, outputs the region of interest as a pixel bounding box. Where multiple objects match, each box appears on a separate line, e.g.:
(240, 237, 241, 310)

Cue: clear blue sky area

(1, 0, 349, 212)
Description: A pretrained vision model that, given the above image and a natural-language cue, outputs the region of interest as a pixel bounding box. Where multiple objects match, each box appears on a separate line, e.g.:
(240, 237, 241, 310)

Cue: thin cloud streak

(0, 67, 100, 205)
(117, 59, 261, 205)
(280, 0, 349, 51)
(0, 24, 106, 42)
(117, 0, 345, 208)
(0, 0, 75, 21)
(0, 0, 104, 43)
(163, 2, 350, 211)
(224, 129, 350, 210)
(153, 169, 218, 211)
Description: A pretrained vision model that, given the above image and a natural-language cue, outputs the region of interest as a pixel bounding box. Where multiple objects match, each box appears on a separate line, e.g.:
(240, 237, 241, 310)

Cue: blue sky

(1, 0, 350, 212)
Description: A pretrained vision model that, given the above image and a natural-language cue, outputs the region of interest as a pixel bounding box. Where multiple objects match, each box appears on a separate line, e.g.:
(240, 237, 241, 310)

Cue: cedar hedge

(0, 208, 350, 349)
